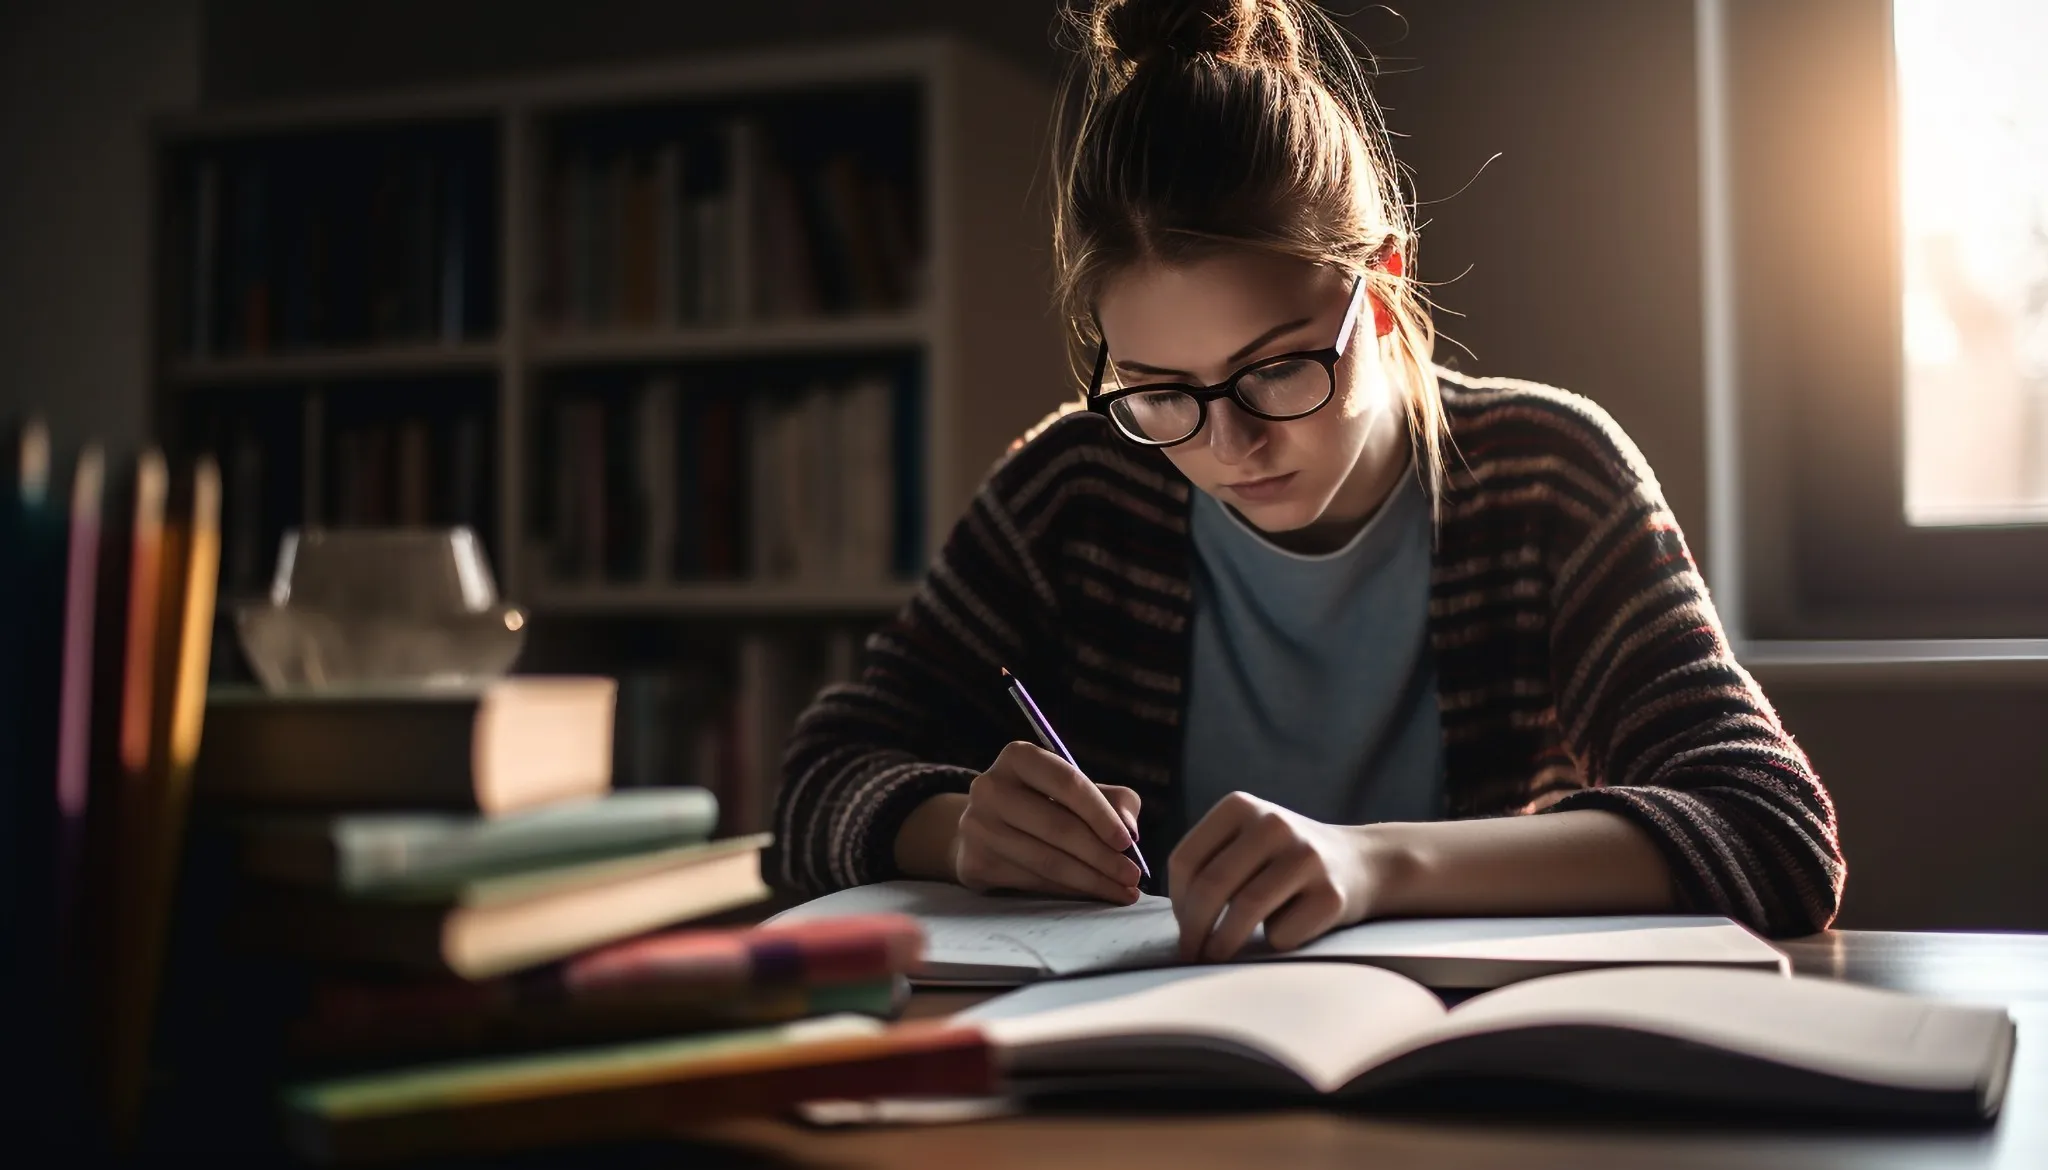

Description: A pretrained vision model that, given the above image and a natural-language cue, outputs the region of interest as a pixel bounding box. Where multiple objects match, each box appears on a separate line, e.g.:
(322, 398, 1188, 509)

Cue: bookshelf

(150, 38, 1069, 831)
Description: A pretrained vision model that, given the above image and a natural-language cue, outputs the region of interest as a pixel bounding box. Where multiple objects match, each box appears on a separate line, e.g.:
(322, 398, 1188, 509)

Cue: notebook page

(769, 881, 1183, 979)
(979, 964, 1445, 1094)
(772, 881, 1788, 987)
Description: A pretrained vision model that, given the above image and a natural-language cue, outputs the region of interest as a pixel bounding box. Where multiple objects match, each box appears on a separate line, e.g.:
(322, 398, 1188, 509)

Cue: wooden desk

(694, 931, 2047, 1169)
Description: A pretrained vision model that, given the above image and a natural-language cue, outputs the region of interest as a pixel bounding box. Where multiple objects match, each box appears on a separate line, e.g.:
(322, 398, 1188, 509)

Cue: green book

(240, 787, 719, 894)
(234, 835, 772, 978)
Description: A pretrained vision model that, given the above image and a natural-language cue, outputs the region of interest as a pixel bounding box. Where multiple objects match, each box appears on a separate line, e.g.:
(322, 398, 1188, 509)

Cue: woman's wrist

(1348, 821, 1430, 919)
(1345, 811, 1676, 919)
(893, 792, 970, 882)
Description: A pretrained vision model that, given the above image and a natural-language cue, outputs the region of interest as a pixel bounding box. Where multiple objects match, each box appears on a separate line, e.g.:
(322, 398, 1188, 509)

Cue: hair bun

(1092, 0, 1304, 70)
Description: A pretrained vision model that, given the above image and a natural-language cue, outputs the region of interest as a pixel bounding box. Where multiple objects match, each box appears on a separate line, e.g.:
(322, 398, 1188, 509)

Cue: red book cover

(302, 913, 925, 1031)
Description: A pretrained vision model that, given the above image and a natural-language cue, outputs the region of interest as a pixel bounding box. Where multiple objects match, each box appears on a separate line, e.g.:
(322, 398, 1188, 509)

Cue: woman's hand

(1169, 792, 1383, 960)
(949, 741, 1145, 904)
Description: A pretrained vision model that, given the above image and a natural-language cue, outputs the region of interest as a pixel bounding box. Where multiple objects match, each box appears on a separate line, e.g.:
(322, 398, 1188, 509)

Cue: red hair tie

(1372, 249, 1403, 337)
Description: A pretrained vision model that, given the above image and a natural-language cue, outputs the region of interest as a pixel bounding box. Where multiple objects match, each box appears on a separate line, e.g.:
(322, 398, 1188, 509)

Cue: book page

(1425, 966, 2011, 1092)
(1290, 915, 1789, 986)
(976, 963, 1446, 1095)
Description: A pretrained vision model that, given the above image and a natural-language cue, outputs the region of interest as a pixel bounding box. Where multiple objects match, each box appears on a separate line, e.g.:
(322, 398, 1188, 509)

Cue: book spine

(594, 152, 625, 329)
(891, 369, 925, 577)
(290, 978, 901, 1065)
(694, 395, 735, 578)
(287, 1025, 993, 1163)
(449, 411, 485, 536)
(732, 634, 774, 835)
(537, 152, 566, 331)
(188, 159, 218, 357)
(565, 151, 595, 332)
(637, 376, 678, 585)
(560, 398, 599, 580)
(845, 377, 893, 582)
(396, 418, 431, 528)
(724, 119, 756, 322)
(440, 155, 467, 342)
(652, 141, 682, 328)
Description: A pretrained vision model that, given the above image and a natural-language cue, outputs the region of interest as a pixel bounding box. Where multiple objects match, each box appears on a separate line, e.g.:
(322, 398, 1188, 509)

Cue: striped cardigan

(772, 370, 1845, 937)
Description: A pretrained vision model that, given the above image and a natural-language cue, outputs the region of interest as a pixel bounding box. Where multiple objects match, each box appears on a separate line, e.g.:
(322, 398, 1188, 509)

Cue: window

(1721, 0, 2048, 639)
(1895, 0, 2048, 526)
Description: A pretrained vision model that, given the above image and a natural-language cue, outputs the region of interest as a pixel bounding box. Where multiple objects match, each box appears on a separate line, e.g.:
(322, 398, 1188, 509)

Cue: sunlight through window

(1897, 0, 2048, 525)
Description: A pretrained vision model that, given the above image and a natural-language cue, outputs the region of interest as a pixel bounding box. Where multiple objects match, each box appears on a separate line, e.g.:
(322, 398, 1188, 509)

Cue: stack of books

(189, 677, 989, 1161)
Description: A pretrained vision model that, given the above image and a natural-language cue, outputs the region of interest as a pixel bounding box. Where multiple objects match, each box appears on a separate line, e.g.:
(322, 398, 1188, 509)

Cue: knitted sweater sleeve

(769, 460, 1057, 897)
(1544, 469, 1846, 937)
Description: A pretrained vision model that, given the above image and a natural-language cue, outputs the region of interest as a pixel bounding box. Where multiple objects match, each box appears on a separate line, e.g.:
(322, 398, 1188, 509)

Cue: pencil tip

(1000, 667, 1012, 678)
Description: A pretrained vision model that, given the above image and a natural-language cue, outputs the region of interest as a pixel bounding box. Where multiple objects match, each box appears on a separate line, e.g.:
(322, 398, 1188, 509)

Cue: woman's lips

(1224, 472, 1298, 503)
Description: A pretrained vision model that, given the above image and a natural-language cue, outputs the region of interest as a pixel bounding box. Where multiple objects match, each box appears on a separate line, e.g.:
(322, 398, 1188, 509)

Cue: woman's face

(1094, 250, 1406, 541)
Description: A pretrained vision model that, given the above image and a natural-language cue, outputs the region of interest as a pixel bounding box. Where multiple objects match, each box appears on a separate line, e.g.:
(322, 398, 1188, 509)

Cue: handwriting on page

(935, 893, 1184, 975)
(771, 880, 1283, 978)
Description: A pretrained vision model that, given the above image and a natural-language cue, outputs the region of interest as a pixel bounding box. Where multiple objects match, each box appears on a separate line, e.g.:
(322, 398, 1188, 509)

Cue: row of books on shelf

(543, 371, 921, 587)
(325, 411, 490, 532)
(611, 627, 864, 835)
(536, 118, 923, 332)
(196, 403, 494, 599)
(177, 142, 496, 360)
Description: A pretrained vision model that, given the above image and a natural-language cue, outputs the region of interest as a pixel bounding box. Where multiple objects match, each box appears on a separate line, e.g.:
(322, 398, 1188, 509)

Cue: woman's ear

(1371, 250, 1404, 338)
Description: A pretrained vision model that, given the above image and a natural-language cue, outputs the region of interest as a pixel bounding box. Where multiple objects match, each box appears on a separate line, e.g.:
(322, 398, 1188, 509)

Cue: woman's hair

(1051, 0, 1446, 496)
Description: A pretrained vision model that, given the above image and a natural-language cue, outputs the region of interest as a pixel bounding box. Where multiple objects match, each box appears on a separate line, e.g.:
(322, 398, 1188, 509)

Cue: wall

(198, 0, 1066, 101)
(0, 0, 202, 456)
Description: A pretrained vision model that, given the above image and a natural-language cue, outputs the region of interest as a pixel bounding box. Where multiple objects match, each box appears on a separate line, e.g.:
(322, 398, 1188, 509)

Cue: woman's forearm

(1364, 809, 1676, 918)
(896, 799, 1673, 922)
(893, 793, 968, 881)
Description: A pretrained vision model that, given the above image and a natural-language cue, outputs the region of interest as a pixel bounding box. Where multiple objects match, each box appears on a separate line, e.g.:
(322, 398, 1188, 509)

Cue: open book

(962, 963, 2016, 1121)
(770, 881, 1788, 988)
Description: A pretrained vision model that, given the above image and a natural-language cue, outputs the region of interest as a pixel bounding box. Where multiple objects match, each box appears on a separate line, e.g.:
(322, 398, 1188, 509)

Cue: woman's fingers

(961, 813, 1140, 904)
(1264, 877, 1348, 952)
(1204, 852, 1315, 960)
(1100, 785, 1144, 841)
(978, 772, 1140, 886)
(1171, 809, 1294, 960)
(961, 850, 1115, 902)
(1168, 793, 1274, 959)
(1000, 742, 1137, 852)
(1169, 790, 1261, 893)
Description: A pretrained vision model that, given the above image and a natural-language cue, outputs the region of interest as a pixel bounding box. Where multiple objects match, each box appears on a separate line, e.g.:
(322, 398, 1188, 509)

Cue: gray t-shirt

(1182, 471, 1445, 832)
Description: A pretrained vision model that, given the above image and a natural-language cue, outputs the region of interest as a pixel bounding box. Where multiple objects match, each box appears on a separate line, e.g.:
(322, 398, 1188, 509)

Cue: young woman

(772, 0, 1844, 959)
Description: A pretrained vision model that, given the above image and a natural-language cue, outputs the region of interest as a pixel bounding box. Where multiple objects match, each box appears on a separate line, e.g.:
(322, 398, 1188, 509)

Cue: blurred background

(3, 0, 2044, 932)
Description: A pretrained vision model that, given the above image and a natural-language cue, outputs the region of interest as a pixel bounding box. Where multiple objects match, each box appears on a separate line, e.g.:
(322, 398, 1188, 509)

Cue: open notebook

(959, 963, 2016, 1121)
(769, 881, 1788, 988)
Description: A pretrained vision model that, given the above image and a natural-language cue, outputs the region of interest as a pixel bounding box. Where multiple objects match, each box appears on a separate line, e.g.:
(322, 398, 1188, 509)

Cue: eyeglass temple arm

(1331, 273, 1369, 356)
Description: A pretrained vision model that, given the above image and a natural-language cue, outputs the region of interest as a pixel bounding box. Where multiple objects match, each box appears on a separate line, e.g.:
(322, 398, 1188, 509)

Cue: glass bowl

(235, 527, 528, 691)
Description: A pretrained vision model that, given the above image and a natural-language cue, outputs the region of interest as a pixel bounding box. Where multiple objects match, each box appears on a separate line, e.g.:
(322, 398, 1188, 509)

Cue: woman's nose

(1204, 399, 1267, 464)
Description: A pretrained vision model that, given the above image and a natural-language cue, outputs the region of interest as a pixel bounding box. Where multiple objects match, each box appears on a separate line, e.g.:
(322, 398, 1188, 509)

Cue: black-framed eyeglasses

(1084, 273, 1368, 448)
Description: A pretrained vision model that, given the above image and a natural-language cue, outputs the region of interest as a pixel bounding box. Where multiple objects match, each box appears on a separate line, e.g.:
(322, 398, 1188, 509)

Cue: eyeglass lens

(1107, 357, 1333, 444)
